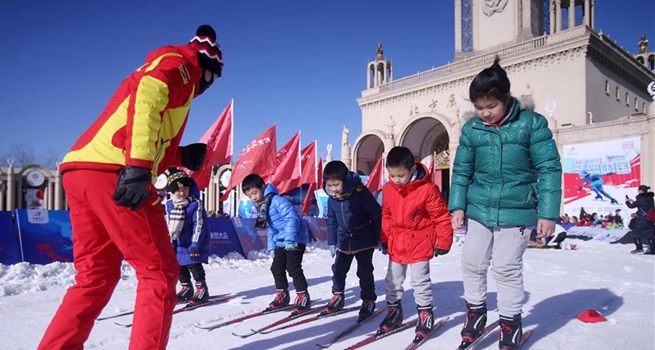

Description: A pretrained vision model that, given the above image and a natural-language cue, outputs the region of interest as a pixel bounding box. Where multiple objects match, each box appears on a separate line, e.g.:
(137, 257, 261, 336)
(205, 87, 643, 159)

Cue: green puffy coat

(448, 99, 562, 227)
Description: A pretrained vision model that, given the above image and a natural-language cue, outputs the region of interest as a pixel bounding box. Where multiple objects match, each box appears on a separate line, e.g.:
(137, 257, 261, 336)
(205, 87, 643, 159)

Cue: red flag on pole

(302, 156, 323, 216)
(270, 132, 302, 194)
(220, 124, 276, 201)
(300, 141, 317, 185)
(188, 99, 234, 189)
(365, 155, 384, 193)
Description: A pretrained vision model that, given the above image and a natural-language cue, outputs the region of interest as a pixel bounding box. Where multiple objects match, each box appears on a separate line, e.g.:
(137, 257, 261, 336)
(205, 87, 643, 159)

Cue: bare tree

(0, 142, 38, 167)
(40, 149, 62, 170)
(0, 143, 62, 169)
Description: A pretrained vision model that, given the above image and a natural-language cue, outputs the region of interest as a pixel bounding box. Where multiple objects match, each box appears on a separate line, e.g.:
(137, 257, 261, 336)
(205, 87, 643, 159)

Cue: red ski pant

(38, 169, 179, 350)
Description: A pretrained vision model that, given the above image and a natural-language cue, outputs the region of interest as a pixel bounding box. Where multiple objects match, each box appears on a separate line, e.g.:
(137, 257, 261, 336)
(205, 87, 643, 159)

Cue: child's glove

(180, 143, 207, 171)
(434, 248, 449, 257)
(189, 244, 201, 261)
(378, 242, 388, 255)
(285, 243, 301, 251)
(329, 245, 336, 258)
(254, 215, 267, 229)
(268, 250, 275, 258)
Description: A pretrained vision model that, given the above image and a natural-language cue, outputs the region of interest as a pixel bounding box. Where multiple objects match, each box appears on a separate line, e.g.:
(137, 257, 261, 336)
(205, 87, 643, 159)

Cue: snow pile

(0, 262, 76, 297)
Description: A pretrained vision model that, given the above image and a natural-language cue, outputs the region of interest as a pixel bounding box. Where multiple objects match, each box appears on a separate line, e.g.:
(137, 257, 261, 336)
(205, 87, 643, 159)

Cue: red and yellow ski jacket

(60, 44, 204, 178)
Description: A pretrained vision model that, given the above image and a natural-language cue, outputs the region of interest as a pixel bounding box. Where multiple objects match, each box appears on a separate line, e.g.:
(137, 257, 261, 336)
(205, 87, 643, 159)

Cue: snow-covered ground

(1, 239, 653, 350)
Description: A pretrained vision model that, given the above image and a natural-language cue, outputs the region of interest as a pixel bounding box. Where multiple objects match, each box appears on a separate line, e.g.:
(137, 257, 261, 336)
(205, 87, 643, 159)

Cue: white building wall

(586, 60, 652, 123)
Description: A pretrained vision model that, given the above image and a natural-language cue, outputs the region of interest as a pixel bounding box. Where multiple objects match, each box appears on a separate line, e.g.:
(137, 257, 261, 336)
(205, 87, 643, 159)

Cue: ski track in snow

(0, 240, 653, 349)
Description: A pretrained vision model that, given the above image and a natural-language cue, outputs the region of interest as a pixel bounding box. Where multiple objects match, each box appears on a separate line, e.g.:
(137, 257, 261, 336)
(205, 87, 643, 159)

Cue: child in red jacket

(378, 146, 453, 341)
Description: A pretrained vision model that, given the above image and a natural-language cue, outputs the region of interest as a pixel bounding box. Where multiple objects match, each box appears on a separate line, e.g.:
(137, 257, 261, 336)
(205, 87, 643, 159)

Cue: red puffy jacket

(381, 162, 453, 264)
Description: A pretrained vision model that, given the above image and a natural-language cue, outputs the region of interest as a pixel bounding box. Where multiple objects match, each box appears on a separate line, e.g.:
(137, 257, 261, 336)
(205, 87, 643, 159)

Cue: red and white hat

(188, 25, 223, 77)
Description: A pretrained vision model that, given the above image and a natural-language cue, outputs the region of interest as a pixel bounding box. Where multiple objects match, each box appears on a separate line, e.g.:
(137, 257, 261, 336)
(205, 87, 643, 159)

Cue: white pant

(461, 219, 530, 316)
(385, 260, 432, 307)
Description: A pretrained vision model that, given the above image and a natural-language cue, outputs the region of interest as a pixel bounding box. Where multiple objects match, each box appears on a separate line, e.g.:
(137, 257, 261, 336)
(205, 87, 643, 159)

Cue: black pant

(179, 263, 206, 284)
(545, 232, 567, 247)
(332, 248, 376, 301)
(271, 245, 308, 292)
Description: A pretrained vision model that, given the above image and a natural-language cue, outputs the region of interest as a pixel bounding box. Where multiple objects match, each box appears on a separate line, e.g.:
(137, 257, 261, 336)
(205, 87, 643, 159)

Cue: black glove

(112, 166, 152, 211)
(254, 215, 267, 228)
(434, 248, 449, 257)
(181, 143, 207, 171)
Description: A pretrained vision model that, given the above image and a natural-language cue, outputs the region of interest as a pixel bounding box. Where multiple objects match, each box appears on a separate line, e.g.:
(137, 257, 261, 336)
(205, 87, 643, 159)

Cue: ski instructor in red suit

(38, 25, 223, 350)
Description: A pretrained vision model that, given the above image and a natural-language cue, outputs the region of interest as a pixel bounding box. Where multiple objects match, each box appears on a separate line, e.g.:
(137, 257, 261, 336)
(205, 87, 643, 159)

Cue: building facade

(351, 0, 655, 199)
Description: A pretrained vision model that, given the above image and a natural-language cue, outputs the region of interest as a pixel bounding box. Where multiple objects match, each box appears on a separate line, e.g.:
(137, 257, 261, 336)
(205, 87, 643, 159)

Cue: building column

(584, 0, 594, 28)
(6, 163, 15, 211)
(568, 0, 575, 29)
(550, 0, 555, 33)
(54, 168, 62, 210)
(454, 0, 462, 53)
(383, 63, 388, 84)
(555, 0, 562, 33)
(0, 174, 4, 211)
(366, 65, 371, 89)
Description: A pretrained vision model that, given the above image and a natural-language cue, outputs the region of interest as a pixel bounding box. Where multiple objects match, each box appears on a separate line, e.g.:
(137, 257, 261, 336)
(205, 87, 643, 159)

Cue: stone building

(349, 0, 655, 197)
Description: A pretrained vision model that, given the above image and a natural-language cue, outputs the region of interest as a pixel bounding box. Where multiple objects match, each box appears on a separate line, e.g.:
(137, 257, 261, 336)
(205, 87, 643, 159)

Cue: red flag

(270, 132, 301, 194)
(365, 155, 384, 192)
(300, 141, 317, 184)
(188, 99, 234, 189)
(302, 157, 323, 216)
(220, 125, 276, 201)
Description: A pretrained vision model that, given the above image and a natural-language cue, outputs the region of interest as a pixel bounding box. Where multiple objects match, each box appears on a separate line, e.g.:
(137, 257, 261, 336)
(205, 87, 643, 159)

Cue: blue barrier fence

(0, 211, 329, 264)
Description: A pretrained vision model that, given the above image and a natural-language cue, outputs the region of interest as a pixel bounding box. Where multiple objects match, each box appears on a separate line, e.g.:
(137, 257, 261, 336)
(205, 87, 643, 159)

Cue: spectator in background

(591, 213, 601, 226)
(612, 209, 623, 227)
(625, 185, 655, 254)
(571, 216, 579, 225)
(560, 213, 570, 224)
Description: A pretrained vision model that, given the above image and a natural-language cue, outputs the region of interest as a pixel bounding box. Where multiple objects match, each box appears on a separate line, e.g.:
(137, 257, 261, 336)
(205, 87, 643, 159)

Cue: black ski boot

(499, 314, 523, 350)
(189, 281, 209, 305)
(290, 290, 311, 316)
(379, 300, 403, 333)
(176, 282, 194, 302)
(265, 289, 290, 311)
(358, 299, 376, 322)
(458, 302, 487, 349)
(320, 290, 344, 316)
(414, 304, 434, 341)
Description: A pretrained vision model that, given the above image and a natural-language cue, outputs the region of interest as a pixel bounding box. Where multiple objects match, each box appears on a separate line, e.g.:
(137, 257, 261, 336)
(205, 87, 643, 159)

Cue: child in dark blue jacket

(322, 161, 382, 321)
(242, 174, 311, 316)
(164, 169, 211, 305)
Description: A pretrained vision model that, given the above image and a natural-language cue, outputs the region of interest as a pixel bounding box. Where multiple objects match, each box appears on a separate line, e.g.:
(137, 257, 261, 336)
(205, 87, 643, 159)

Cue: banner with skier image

(562, 137, 640, 225)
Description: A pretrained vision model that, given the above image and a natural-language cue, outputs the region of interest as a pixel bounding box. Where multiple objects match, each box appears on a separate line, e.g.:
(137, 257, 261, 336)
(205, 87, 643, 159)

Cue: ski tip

(231, 331, 254, 338)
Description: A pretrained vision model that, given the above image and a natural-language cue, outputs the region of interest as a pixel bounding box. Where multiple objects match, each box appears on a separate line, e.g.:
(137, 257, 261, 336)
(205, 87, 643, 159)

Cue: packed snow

(0, 239, 653, 350)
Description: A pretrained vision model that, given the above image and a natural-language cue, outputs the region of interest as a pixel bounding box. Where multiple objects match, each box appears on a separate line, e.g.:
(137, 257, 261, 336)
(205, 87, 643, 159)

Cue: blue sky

(0, 0, 653, 165)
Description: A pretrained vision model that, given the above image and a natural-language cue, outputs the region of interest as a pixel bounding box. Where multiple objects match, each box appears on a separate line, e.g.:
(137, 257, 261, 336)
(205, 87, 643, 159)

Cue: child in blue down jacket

(241, 173, 311, 316)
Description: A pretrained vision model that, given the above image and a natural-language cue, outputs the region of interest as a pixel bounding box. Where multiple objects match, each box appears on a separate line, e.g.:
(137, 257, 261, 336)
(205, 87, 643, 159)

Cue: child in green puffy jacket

(448, 56, 562, 350)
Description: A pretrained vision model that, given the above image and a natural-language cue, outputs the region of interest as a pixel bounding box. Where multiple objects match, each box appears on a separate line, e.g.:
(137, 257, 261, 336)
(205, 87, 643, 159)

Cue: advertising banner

(562, 137, 640, 224)
(306, 217, 328, 242)
(0, 211, 20, 264)
(205, 218, 245, 257)
(15, 209, 73, 264)
(231, 217, 267, 256)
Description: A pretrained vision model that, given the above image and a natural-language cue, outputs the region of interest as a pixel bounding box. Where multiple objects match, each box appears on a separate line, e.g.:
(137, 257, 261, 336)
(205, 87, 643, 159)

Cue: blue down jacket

(263, 184, 309, 252)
